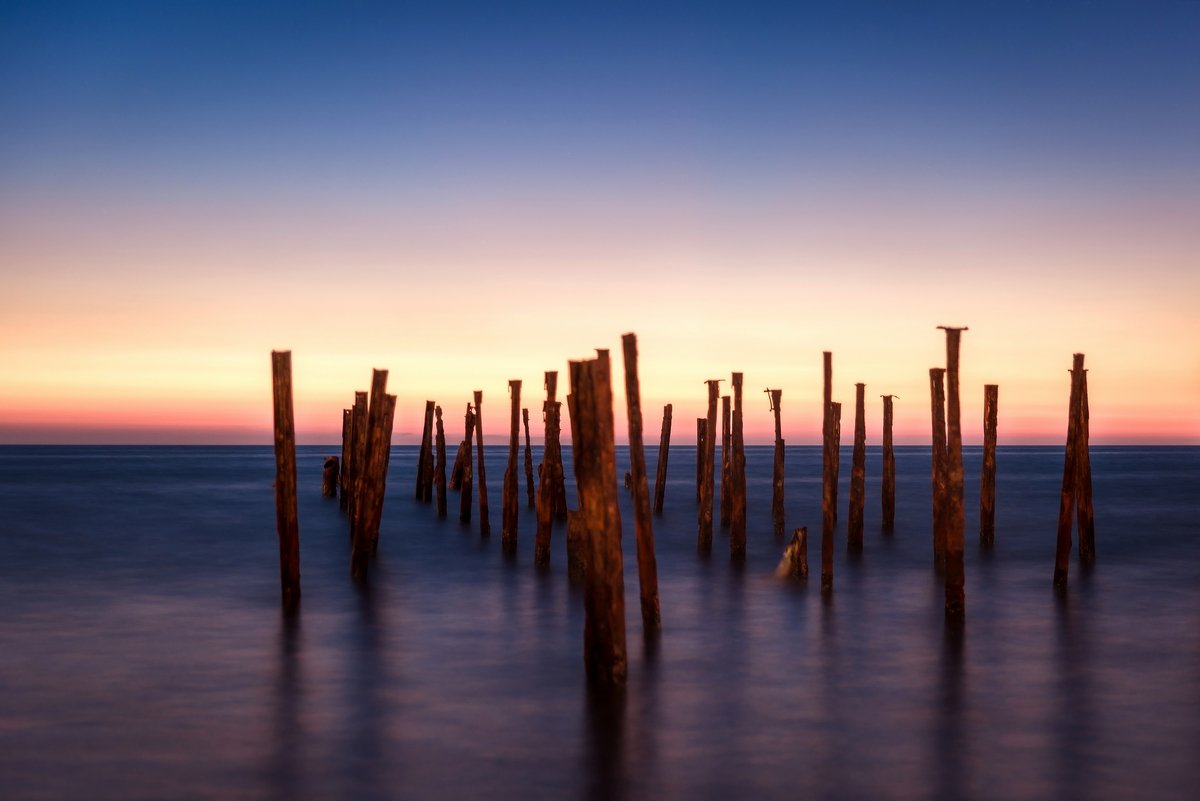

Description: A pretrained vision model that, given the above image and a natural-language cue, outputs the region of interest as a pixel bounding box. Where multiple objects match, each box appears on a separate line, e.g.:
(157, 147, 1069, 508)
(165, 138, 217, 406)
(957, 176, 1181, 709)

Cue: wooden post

(766, 389, 784, 537)
(730, 372, 747, 562)
(848, 382, 866, 551)
(353, 370, 395, 570)
(621, 333, 661, 635)
(1076, 368, 1096, 564)
(720, 395, 732, 528)
(881, 395, 896, 532)
(339, 408, 351, 508)
(416, 400, 434, 501)
(698, 379, 719, 554)
(653, 404, 672, 515)
(353, 372, 388, 551)
(502, 380, 521, 554)
(434, 405, 447, 518)
(939, 326, 968, 620)
(474, 390, 491, 537)
(929, 369, 948, 570)
(980, 384, 998, 546)
(1054, 355, 1084, 587)
(544, 371, 569, 520)
(569, 350, 627, 687)
(821, 401, 841, 593)
(566, 508, 586, 583)
(695, 418, 705, 504)
(271, 351, 300, 611)
(460, 404, 475, 524)
(449, 440, 466, 490)
(322, 456, 339, 498)
(775, 526, 808, 580)
(350, 391, 368, 535)
(522, 408, 535, 509)
(534, 399, 560, 568)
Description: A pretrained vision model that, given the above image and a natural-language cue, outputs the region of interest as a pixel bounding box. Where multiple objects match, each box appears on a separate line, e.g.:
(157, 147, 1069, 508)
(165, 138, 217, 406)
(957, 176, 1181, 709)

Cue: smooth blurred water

(1, 444, 1197, 800)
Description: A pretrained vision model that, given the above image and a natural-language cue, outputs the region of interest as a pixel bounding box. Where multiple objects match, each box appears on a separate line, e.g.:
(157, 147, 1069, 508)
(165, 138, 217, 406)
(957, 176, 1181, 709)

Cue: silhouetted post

(821, 400, 841, 593)
(980, 384, 998, 546)
(730, 372, 747, 562)
(775, 526, 808, 580)
(881, 395, 896, 531)
(544, 371, 569, 519)
(534, 399, 560, 567)
(416, 400, 434, 501)
(1076, 368, 1096, 565)
(848, 382, 867, 551)
(449, 440, 467, 490)
(502, 380, 521, 554)
(460, 405, 475, 524)
(569, 350, 627, 687)
(356, 370, 394, 564)
(720, 395, 732, 528)
(271, 350, 300, 611)
(1054, 355, 1084, 587)
(695, 418, 705, 504)
(766, 389, 784, 537)
(929, 369, 948, 570)
(350, 391, 368, 534)
(939, 326, 967, 620)
(339, 408, 351, 508)
(622, 333, 661, 635)
(434, 405, 447, 518)
(698, 380, 720, 554)
(322, 456, 339, 498)
(474, 390, 491, 537)
(522, 408, 535, 509)
(653, 404, 672, 514)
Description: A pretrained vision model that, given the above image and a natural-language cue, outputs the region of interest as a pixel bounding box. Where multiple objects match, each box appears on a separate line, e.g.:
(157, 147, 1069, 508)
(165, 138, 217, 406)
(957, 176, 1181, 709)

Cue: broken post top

(1072, 353, 1085, 371)
(929, 367, 946, 377)
(474, 390, 483, 403)
(881, 394, 898, 400)
(936, 326, 970, 332)
(509, 379, 521, 393)
(765, 388, 782, 410)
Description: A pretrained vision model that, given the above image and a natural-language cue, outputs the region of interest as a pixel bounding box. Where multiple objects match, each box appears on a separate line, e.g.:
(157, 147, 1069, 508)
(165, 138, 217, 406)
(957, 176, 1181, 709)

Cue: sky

(1, 1, 1198, 445)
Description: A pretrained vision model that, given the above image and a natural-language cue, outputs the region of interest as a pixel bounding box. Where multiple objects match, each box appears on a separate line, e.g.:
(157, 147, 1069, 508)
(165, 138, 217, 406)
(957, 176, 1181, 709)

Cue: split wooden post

(929, 369, 948, 570)
(434, 405, 447, 518)
(695, 418, 705, 504)
(544, 371, 569, 519)
(534, 398, 560, 567)
(766, 389, 784, 537)
(848, 382, 866, 551)
(416, 401, 435, 501)
(730, 372, 747, 562)
(502, 380, 521, 554)
(1054, 355, 1084, 586)
(460, 404, 475, 524)
(821, 400, 841, 593)
(980, 385, 998, 546)
(1076, 368, 1096, 565)
(569, 350, 627, 687)
(474, 390, 491, 537)
(621, 333, 661, 635)
(449, 439, 467, 490)
(271, 350, 300, 612)
(322, 456, 339, 498)
(698, 380, 720, 554)
(775, 526, 808, 580)
(566, 509, 586, 583)
(350, 391, 368, 534)
(652, 404, 672, 515)
(355, 370, 395, 568)
(720, 395, 732, 528)
(939, 326, 968, 620)
(339, 408, 351, 508)
(522, 408, 535, 509)
(881, 395, 896, 531)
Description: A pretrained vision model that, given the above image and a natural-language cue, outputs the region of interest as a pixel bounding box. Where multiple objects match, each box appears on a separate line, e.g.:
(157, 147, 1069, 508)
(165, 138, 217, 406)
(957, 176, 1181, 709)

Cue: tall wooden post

(350, 391, 368, 535)
(695, 418, 705, 504)
(653, 404, 672, 515)
(720, 395, 732, 528)
(698, 380, 720, 554)
(881, 395, 896, 531)
(1054, 355, 1084, 587)
(569, 350, 627, 688)
(534, 399, 560, 567)
(434, 405, 447, 518)
(730, 372, 747, 562)
(460, 404, 475, 525)
(1076, 368, 1096, 564)
(848, 382, 867, 551)
(339, 408, 351, 508)
(544, 371, 568, 520)
(271, 351, 300, 612)
(522, 408, 535, 509)
(474, 390, 491, 537)
(766, 389, 784, 537)
(821, 399, 841, 593)
(980, 385, 998, 546)
(416, 400, 434, 501)
(622, 333, 661, 635)
(929, 369, 947, 570)
(939, 326, 967, 620)
(502, 380, 521, 554)
(354, 369, 394, 568)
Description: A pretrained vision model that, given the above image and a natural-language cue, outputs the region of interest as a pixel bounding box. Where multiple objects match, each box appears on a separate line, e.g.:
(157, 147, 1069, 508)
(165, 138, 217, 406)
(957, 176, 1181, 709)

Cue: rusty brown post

(881, 395, 896, 531)
(434, 405, 447, 518)
(730, 372, 747, 562)
(1076, 368, 1096, 565)
(653, 403, 672, 515)
(695, 418, 705, 504)
(474, 390, 491, 537)
(622, 333, 661, 635)
(569, 350, 627, 688)
(502, 380, 521, 555)
(720, 394, 732, 528)
(929, 369, 947, 570)
(848, 382, 866, 552)
(775, 526, 808, 580)
(449, 439, 467, 490)
(544, 371, 569, 519)
(271, 351, 300, 611)
(766, 388, 784, 537)
(566, 509, 586, 583)
(1054, 355, 1084, 587)
(980, 384, 998, 546)
(350, 391, 368, 536)
(522, 408, 535, 509)
(939, 326, 968, 620)
(322, 456, 339, 498)
(358, 370, 393, 561)
(534, 399, 560, 567)
(821, 400, 841, 593)
(460, 404, 475, 524)
(339, 408, 351, 508)
(416, 400, 434, 501)
(698, 379, 720, 554)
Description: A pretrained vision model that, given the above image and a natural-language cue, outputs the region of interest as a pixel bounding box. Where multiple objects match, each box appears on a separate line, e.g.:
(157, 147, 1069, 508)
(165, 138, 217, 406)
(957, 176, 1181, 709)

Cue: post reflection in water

(584, 686, 627, 801)
(343, 579, 387, 800)
(934, 621, 966, 801)
(268, 612, 304, 801)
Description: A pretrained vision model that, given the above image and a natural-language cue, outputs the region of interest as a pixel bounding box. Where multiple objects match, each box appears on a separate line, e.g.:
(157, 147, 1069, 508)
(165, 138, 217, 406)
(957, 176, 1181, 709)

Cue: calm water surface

(1, 445, 1198, 800)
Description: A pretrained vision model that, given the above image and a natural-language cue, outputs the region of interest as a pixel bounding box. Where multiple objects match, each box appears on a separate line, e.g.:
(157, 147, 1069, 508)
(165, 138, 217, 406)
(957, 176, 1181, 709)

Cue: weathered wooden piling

(848, 382, 867, 551)
(566, 508, 586, 583)
(929, 369, 948, 570)
(980, 384, 998, 546)
(881, 395, 896, 531)
(357, 370, 395, 561)
(350, 391, 368, 534)
(271, 350, 300, 611)
(653, 404, 672, 515)
(1054, 355, 1084, 587)
(695, 418, 705, 504)
(775, 526, 808, 580)
(449, 440, 467, 490)
(698, 380, 720, 554)
(1076, 367, 1096, 565)
(939, 326, 968, 620)
(821, 400, 841, 593)
(339, 408, 351, 508)
(534, 399, 559, 567)
(621, 333, 661, 635)
(766, 388, 784, 537)
(544, 371, 569, 519)
(522, 408, 535, 509)
(434, 405, 447, 518)
(569, 350, 627, 687)
(474, 390, 491, 537)
(322, 456, 339, 498)
(730, 372, 747, 562)
(459, 404, 475, 524)
(416, 400, 434, 502)
(720, 395, 732, 528)
(502, 380, 521, 554)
